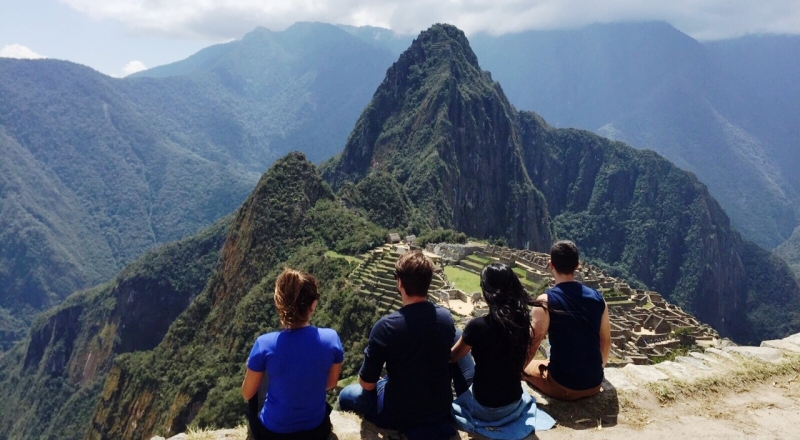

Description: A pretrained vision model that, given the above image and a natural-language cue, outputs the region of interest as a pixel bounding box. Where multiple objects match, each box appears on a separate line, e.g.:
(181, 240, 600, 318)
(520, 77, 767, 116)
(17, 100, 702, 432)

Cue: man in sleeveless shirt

(523, 240, 611, 400)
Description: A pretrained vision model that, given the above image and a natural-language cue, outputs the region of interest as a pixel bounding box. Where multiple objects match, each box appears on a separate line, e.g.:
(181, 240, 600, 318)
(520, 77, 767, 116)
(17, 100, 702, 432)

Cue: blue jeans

(338, 330, 475, 430)
(339, 377, 393, 428)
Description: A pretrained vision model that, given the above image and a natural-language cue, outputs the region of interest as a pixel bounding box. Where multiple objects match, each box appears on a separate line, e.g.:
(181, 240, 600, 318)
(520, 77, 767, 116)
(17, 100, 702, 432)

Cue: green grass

(325, 250, 361, 264)
(443, 266, 482, 294)
(510, 266, 539, 289)
(337, 375, 360, 388)
(468, 254, 491, 265)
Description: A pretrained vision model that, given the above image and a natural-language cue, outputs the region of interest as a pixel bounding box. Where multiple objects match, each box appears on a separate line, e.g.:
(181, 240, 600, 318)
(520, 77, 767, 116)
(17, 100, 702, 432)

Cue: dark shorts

(247, 397, 332, 440)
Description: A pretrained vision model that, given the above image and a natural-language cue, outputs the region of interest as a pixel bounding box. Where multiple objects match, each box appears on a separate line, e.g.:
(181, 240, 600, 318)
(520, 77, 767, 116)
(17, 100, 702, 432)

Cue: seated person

(523, 240, 611, 401)
(338, 250, 471, 438)
(450, 263, 554, 439)
(242, 268, 343, 440)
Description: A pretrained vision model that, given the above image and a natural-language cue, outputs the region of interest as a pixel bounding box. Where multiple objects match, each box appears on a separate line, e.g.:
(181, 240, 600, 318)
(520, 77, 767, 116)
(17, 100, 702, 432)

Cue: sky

(2, 0, 799, 77)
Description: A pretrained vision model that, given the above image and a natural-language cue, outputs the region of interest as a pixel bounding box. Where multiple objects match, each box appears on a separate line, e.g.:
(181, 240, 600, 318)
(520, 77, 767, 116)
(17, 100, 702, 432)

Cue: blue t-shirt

(247, 326, 344, 433)
(547, 282, 605, 390)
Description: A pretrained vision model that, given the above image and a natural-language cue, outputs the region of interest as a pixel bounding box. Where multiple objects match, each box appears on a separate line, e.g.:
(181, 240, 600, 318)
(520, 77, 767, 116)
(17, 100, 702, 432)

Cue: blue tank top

(547, 282, 605, 390)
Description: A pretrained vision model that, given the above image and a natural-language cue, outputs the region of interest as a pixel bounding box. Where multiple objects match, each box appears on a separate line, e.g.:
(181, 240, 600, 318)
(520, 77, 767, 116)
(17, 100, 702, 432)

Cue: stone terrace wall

(427, 243, 720, 365)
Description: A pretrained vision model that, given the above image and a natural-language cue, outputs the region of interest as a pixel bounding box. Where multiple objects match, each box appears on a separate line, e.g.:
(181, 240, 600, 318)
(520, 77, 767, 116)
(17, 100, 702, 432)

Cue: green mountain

(775, 226, 800, 276)
(323, 24, 800, 344)
(467, 23, 800, 251)
(321, 26, 554, 250)
(0, 216, 229, 440)
(88, 152, 382, 439)
(0, 22, 396, 349)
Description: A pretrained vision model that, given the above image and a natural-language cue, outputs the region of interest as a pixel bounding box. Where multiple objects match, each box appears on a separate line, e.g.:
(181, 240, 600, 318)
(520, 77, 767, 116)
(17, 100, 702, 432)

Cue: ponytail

(274, 268, 320, 329)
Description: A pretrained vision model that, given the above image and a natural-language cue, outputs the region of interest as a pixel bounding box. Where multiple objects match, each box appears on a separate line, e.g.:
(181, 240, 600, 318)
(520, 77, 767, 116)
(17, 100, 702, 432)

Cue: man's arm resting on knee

(599, 303, 611, 367)
(358, 376, 377, 391)
(358, 319, 387, 392)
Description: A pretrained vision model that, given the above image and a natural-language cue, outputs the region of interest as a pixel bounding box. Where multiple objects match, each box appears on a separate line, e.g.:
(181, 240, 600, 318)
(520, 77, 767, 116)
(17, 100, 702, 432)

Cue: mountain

(467, 23, 800, 251)
(321, 26, 554, 250)
(323, 24, 800, 344)
(6, 24, 798, 439)
(0, 216, 229, 440)
(0, 22, 396, 349)
(88, 152, 383, 439)
(776, 226, 800, 276)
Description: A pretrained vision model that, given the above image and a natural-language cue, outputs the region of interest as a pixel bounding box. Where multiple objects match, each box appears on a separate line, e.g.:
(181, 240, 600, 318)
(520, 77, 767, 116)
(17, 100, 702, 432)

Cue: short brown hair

(274, 268, 320, 329)
(550, 240, 580, 275)
(395, 250, 434, 297)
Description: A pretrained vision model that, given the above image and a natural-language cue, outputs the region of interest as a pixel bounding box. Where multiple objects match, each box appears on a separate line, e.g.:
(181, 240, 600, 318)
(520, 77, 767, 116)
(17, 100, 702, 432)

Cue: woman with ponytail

(242, 268, 344, 440)
(450, 263, 554, 439)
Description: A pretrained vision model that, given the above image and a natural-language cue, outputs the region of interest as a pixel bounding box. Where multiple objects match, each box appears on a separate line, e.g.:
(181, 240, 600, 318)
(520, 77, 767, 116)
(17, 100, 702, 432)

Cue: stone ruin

(348, 241, 719, 365)
(424, 243, 720, 365)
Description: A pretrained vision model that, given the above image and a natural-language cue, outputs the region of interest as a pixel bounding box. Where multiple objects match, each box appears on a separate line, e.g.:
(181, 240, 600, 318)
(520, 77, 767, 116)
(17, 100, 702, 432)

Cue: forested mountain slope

(88, 153, 384, 439)
(0, 217, 229, 440)
(467, 23, 800, 250)
(0, 22, 395, 348)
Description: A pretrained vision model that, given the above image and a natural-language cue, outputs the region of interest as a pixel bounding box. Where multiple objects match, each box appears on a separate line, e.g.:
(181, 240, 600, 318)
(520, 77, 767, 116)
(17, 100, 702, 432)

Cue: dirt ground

(180, 372, 800, 440)
(531, 372, 800, 440)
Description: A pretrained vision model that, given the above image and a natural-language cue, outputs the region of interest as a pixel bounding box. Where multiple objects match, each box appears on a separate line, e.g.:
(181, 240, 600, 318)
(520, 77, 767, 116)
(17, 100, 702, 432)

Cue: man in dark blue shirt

(339, 250, 468, 435)
(523, 240, 611, 400)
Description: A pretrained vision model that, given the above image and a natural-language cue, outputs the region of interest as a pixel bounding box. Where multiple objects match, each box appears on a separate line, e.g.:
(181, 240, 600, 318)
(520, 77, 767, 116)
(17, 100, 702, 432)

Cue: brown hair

(274, 268, 320, 329)
(550, 240, 580, 275)
(395, 251, 434, 297)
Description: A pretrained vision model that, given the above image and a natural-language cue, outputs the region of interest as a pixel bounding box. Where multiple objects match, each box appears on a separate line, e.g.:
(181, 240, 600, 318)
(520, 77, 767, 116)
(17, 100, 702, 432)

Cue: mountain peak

(398, 23, 480, 69)
(406, 23, 480, 69)
(323, 23, 553, 250)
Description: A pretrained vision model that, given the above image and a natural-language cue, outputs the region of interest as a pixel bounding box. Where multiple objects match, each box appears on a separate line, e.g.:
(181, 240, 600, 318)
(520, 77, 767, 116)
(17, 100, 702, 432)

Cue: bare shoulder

(536, 293, 548, 303)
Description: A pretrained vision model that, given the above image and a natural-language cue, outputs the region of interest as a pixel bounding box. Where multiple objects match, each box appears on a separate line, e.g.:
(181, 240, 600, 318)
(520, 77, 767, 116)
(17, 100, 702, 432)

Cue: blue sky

(0, 0, 211, 76)
(2, 0, 799, 77)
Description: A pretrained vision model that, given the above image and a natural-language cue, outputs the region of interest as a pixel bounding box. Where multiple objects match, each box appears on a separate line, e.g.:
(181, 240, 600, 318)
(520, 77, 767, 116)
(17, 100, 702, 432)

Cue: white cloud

(58, 0, 800, 40)
(0, 44, 46, 59)
(121, 60, 147, 76)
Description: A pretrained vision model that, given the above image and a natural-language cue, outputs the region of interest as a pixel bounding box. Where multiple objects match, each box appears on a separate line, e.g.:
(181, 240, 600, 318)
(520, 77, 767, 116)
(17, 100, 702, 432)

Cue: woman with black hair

(450, 263, 554, 439)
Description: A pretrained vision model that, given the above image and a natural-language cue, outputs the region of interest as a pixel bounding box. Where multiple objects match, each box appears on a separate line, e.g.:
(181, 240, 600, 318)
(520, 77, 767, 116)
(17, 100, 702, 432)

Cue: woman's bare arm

(326, 363, 343, 391)
(450, 335, 472, 363)
(241, 367, 264, 400)
(526, 294, 550, 365)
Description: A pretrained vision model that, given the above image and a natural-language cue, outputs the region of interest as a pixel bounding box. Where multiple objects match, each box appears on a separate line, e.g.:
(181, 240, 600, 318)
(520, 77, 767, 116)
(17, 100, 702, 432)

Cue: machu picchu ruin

(347, 239, 719, 366)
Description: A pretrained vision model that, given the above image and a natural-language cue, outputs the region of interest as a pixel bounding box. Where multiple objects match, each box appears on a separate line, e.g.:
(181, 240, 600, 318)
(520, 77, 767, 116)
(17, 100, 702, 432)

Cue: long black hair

(480, 263, 545, 370)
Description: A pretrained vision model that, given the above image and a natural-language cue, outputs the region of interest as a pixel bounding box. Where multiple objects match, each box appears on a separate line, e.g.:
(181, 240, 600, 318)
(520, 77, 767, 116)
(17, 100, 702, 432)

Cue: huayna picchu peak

(323, 24, 555, 252)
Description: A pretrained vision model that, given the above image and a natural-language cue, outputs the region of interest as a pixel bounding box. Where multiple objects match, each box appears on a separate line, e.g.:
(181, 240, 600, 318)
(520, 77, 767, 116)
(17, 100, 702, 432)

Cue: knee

(338, 384, 364, 411)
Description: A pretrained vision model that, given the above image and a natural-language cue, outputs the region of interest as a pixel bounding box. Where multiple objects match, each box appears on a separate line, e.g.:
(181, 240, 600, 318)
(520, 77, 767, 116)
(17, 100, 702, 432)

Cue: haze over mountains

(1, 23, 798, 440)
(0, 22, 395, 348)
(468, 23, 800, 252)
